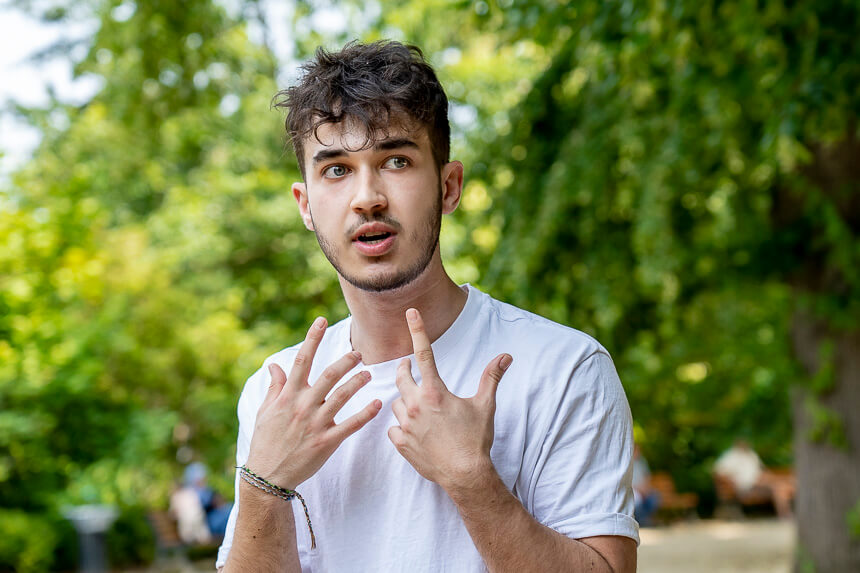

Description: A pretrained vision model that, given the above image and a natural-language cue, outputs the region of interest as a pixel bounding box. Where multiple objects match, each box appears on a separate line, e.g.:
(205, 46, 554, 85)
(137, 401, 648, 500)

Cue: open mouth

(356, 232, 392, 244)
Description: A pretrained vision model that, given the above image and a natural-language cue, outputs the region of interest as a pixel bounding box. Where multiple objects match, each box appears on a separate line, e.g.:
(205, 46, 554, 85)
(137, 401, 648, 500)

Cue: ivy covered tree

(357, 0, 858, 569)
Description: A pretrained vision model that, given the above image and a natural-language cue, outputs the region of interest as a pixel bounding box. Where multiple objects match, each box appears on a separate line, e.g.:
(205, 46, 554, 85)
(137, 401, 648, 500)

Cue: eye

(322, 164, 349, 179)
(383, 156, 409, 169)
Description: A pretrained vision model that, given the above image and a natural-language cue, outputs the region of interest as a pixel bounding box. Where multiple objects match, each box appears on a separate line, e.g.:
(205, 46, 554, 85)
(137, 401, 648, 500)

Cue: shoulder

(477, 290, 608, 366)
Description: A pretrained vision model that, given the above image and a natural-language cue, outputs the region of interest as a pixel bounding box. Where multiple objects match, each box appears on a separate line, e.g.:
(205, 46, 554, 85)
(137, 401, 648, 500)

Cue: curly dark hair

(273, 40, 450, 177)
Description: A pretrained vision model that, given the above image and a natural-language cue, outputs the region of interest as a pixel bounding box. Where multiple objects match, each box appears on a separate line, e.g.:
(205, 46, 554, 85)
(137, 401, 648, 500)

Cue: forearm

(222, 481, 301, 573)
(446, 464, 630, 573)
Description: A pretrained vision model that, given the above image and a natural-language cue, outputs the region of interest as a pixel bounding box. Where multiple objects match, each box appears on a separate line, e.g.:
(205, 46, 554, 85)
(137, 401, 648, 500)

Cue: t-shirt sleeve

(216, 365, 265, 569)
(526, 350, 639, 544)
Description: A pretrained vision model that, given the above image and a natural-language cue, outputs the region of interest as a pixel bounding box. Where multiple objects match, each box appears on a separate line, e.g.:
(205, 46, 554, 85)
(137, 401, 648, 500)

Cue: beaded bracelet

(237, 465, 316, 549)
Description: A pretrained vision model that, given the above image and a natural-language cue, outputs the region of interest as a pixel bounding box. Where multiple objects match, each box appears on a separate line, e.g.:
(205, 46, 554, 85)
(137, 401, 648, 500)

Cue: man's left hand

(388, 308, 512, 492)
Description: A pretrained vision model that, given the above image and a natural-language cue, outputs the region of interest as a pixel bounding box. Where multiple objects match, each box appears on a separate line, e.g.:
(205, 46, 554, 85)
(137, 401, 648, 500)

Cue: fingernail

(353, 351, 362, 361)
(267, 363, 276, 374)
(500, 355, 513, 371)
(362, 371, 372, 381)
(314, 317, 326, 329)
(406, 308, 418, 321)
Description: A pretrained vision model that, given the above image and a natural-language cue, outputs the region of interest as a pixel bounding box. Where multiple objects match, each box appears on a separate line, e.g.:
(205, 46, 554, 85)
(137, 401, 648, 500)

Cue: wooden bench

(650, 472, 699, 521)
(714, 467, 795, 518)
(147, 511, 188, 562)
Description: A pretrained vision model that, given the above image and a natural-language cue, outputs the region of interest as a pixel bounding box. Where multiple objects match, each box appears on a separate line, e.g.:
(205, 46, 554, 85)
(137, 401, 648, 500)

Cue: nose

(349, 169, 388, 214)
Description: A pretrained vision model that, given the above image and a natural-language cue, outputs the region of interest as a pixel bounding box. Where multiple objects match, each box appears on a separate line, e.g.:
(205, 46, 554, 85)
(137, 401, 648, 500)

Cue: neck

(341, 254, 468, 365)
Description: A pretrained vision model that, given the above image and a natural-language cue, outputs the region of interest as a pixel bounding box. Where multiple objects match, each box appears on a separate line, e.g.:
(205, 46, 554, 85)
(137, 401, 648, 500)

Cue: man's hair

(273, 40, 450, 176)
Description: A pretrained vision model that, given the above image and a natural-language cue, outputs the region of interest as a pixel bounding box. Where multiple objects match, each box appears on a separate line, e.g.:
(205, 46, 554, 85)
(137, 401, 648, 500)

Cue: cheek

(308, 196, 347, 232)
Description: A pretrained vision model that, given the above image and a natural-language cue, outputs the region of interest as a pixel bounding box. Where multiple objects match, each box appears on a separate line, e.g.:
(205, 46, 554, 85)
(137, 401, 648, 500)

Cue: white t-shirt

(714, 446, 763, 493)
(217, 286, 638, 571)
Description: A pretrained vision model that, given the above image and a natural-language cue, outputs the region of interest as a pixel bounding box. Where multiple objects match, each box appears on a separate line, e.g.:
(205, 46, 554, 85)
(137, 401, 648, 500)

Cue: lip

(353, 234, 396, 256)
(351, 222, 398, 257)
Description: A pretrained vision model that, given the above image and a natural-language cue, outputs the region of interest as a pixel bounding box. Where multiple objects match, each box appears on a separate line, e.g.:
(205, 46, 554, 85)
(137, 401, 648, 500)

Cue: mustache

(345, 214, 402, 237)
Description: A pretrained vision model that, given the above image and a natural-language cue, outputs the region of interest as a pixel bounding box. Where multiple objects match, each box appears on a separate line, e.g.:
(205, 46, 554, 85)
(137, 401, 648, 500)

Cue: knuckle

(416, 349, 434, 362)
(406, 403, 420, 418)
(327, 389, 346, 409)
(293, 353, 309, 368)
(423, 387, 442, 404)
(320, 368, 338, 385)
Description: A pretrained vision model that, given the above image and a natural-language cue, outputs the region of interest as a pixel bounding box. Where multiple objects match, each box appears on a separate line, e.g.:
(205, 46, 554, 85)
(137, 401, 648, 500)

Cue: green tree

(353, 0, 858, 569)
(1, 0, 345, 566)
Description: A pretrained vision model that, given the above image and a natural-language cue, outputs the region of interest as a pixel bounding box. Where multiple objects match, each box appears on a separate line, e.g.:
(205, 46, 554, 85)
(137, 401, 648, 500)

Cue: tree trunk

(791, 311, 860, 572)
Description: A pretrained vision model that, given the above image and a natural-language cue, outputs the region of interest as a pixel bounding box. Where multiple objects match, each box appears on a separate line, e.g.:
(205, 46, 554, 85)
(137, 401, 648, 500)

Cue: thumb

(264, 363, 288, 404)
(476, 354, 512, 407)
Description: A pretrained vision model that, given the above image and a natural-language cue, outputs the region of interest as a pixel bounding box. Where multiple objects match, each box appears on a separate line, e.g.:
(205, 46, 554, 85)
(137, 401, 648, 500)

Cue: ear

(440, 160, 464, 215)
(292, 182, 314, 231)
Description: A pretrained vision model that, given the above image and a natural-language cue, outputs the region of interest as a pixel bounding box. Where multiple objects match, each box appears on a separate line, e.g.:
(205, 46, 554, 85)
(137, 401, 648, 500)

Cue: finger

(329, 399, 383, 443)
(264, 363, 288, 403)
(320, 370, 371, 420)
(476, 353, 512, 406)
(288, 317, 327, 388)
(394, 357, 418, 399)
(390, 397, 408, 425)
(387, 425, 406, 449)
(310, 351, 363, 402)
(405, 308, 441, 385)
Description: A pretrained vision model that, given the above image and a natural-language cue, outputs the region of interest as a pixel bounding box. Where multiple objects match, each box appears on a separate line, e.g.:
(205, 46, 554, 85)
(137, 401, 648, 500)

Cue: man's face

(292, 119, 462, 292)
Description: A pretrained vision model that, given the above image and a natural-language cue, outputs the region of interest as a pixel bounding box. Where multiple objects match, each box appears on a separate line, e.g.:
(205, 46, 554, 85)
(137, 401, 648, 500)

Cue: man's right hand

(244, 316, 382, 490)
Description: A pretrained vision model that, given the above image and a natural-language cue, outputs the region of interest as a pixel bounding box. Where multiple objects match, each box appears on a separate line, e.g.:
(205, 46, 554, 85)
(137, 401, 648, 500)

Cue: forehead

(302, 117, 431, 161)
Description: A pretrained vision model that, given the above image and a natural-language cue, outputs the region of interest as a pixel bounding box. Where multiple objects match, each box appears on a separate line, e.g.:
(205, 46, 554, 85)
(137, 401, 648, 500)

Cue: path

(143, 518, 796, 572)
(638, 518, 795, 573)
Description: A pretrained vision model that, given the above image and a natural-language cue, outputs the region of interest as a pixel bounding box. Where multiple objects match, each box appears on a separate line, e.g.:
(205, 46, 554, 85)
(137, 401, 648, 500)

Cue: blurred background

(0, 0, 858, 571)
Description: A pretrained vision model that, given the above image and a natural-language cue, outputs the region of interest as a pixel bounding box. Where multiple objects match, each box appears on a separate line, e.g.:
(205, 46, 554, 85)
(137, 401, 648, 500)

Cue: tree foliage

(1, 0, 346, 566)
(1, 0, 858, 568)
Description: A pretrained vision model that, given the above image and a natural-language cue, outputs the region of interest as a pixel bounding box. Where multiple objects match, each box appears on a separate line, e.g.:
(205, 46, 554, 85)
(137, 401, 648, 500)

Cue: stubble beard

(310, 192, 442, 293)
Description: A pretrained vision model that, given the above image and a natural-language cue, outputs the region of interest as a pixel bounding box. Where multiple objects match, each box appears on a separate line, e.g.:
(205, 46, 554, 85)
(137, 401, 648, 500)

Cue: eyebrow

(311, 138, 420, 165)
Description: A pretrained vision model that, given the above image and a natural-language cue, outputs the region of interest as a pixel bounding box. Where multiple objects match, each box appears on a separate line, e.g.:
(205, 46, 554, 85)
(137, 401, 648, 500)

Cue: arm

(447, 462, 636, 573)
(221, 318, 382, 572)
(388, 309, 636, 573)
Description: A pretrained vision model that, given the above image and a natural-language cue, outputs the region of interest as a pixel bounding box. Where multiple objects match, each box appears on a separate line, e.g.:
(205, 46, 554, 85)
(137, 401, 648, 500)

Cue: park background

(0, 0, 858, 571)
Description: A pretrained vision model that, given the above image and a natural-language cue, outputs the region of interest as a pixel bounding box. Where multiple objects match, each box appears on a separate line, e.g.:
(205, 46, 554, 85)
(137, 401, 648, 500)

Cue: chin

(342, 269, 421, 293)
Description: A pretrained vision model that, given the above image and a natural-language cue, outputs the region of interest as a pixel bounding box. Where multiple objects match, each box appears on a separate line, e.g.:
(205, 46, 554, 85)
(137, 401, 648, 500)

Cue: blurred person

(170, 477, 212, 545)
(714, 439, 793, 519)
(217, 41, 637, 573)
(632, 445, 660, 526)
(183, 462, 233, 538)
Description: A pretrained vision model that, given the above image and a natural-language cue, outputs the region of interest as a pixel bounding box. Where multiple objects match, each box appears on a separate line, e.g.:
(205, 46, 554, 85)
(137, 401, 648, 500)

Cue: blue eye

(384, 157, 409, 169)
(323, 165, 348, 178)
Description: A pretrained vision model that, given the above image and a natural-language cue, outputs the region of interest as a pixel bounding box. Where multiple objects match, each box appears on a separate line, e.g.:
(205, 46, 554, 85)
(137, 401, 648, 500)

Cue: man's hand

(388, 308, 512, 491)
(245, 317, 383, 490)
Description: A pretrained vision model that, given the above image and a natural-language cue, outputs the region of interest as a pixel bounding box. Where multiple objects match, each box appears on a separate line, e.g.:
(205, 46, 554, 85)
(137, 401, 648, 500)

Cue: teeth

(358, 231, 390, 242)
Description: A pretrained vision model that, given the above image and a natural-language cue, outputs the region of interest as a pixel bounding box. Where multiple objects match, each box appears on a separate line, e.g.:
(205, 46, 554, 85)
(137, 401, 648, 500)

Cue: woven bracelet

(237, 465, 316, 549)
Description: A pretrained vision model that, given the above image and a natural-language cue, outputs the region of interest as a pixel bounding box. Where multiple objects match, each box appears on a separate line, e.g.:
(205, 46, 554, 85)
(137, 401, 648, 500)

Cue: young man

(217, 41, 638, 572)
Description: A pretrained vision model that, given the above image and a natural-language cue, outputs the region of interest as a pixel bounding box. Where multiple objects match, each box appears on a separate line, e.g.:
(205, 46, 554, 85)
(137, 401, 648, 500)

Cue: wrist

(242, 459, 300, 491)
(239, 477, 291, 508)
(441, 456, 500, 503)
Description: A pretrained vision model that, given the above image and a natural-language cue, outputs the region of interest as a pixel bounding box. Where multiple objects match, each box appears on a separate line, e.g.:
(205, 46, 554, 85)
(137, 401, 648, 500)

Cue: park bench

(650, 472, 699, 521)
(713, 467, 795, 518)
(147, 510, 187, 562)
(146, 510, 221, 564)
